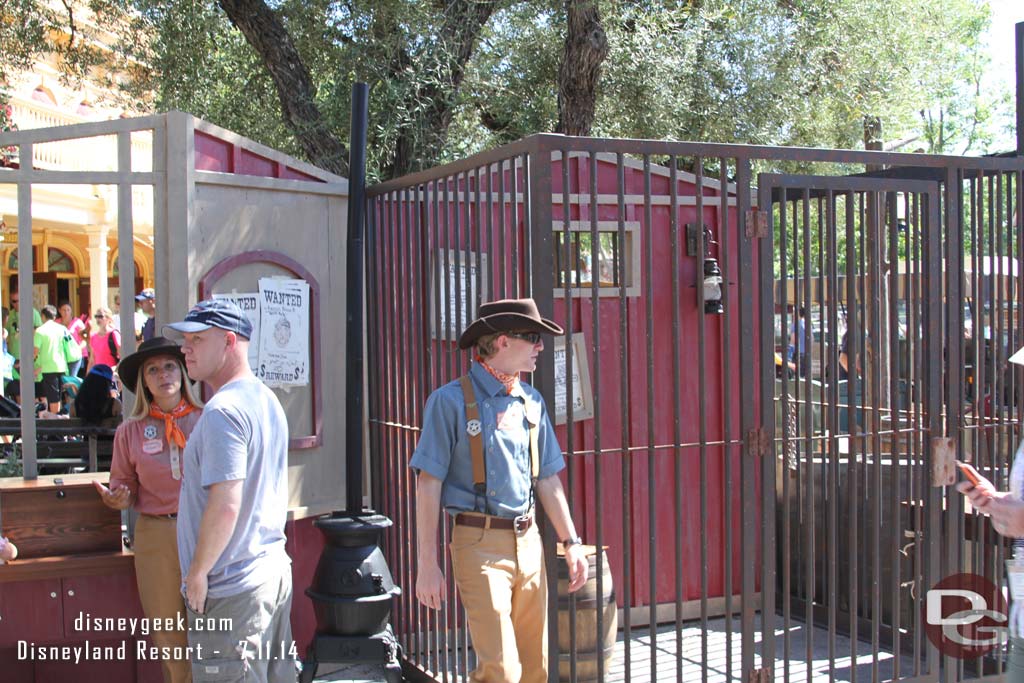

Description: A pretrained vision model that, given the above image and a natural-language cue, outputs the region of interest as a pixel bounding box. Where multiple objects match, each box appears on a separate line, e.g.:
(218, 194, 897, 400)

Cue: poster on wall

(256, 277, 310, 387)
(430, 249, 488, 341)
(552, 333, 594, 425)
(212, 292, 261, 374)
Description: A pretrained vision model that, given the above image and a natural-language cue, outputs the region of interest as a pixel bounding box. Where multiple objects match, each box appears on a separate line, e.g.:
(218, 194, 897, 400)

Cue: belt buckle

(514, 514, 531, 532)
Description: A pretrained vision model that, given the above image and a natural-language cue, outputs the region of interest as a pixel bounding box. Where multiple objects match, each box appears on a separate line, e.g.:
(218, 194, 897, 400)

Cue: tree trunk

(217, 0, 349, 176)
(556, 0, 609, 136)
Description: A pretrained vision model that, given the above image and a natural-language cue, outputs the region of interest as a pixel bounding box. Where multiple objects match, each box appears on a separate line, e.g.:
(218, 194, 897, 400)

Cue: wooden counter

(0, 471, 133, 583)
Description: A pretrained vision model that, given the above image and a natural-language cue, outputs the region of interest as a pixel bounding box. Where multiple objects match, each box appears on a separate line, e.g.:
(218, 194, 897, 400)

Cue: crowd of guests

(0, 287, 156, 419)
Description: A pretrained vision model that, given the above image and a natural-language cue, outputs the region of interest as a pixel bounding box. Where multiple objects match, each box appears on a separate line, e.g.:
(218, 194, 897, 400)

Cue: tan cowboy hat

(117, 336, 187, 394)
(457, 298, 564, 350)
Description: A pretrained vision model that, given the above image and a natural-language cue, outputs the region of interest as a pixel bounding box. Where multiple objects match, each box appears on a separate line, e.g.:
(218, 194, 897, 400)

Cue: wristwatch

(561, 536, 583, 550)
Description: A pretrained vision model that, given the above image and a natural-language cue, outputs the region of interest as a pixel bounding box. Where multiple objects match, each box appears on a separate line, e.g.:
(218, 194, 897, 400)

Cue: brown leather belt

(456, 514, 532, 532)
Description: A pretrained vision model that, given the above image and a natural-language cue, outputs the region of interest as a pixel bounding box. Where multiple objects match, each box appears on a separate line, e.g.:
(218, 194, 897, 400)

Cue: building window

(48, 248, 73, 273)
(553, 221, 640, 297)
(111, 258, 142, 277)
(7, 247, 38, 272)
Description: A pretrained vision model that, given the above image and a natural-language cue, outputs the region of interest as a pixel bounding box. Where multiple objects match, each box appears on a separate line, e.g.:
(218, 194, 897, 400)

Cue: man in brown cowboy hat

(410, 297, 588, 683)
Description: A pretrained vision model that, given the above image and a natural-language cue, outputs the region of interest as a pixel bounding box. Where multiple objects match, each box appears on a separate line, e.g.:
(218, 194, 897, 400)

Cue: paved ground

(307, 615, 923, 682)
(607, 615, 919, 683)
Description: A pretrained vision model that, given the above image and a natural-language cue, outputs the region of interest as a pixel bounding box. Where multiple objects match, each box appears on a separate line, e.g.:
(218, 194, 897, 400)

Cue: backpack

(107, 331, 119, 364)
(62, 330, 82, 364)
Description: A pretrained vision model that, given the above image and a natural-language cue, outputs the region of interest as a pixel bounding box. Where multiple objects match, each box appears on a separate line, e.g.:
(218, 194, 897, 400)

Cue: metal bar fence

(366, 134, 1024, 683)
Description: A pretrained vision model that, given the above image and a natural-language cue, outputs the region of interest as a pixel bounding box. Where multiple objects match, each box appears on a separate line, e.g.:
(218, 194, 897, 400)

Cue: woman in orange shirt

(94, 336, 202, 683)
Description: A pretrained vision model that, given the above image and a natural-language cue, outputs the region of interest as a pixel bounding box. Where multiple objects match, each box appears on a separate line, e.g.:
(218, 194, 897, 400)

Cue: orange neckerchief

(476, 358, 519, 395)
(149, 399, 197, 450)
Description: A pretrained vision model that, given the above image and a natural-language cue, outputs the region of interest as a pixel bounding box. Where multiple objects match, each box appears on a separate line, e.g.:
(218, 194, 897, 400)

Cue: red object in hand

(957, 461, 982, 487)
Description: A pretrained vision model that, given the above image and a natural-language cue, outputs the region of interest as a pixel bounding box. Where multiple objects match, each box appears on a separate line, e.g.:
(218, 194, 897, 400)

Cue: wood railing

(7, 95, 153, 174)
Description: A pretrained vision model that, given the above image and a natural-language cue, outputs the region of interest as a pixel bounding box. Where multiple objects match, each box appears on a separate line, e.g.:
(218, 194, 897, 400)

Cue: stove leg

(383, 661, 403, 683)
(299, 651, 318, 683)
(383, 629, 403, 683)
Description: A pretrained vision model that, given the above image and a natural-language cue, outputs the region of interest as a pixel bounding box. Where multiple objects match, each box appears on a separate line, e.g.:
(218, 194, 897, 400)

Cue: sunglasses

(506, 331, 541, 344)
(94, 314, 106, 319)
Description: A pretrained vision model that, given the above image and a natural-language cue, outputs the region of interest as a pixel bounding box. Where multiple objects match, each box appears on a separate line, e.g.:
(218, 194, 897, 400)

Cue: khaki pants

(186, 563, 295, 683)
(450, 517, 547, 683)
(134, 514, 191, 683)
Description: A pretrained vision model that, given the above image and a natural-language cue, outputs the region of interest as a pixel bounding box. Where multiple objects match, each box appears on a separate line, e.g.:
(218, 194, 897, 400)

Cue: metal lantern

(703, 257, 724, 314)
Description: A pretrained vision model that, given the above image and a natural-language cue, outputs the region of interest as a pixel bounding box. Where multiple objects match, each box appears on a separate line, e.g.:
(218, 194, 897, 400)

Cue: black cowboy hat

(117, 336, 187, 394)
(457, 298, 564, 350)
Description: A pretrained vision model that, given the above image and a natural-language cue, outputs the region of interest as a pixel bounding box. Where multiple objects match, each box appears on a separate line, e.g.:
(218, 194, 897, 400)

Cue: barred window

(553, 221, 639, 297)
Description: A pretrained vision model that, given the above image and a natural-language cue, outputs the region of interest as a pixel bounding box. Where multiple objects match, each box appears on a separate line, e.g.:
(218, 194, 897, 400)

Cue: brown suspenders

(460, 374, 539, 514)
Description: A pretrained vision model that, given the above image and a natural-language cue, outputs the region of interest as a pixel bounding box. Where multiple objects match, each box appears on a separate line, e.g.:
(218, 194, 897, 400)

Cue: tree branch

(386, 0, 501, 178)
(217, 0, 349, 176)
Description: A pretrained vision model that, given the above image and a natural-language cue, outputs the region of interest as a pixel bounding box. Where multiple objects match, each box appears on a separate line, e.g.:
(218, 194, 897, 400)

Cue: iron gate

(365, 134, 1024, 683)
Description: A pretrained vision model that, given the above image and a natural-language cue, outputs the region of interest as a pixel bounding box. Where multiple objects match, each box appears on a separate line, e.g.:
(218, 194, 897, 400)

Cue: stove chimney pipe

(346, 82, 369, 513)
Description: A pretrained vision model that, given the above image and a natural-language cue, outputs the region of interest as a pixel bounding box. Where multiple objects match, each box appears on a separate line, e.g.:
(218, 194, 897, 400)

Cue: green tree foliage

(2, 0, 1011, 179)
(457, 0, 1006, 154)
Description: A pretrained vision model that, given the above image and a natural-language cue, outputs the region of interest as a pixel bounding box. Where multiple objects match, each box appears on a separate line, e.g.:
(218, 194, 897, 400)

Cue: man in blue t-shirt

(166, 299, 294, 683)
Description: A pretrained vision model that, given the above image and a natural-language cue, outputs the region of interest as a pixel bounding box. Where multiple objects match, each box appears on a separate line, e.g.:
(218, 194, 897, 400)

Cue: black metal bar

(777, 179, 792, 679)
(825, 188, 839, 680)
(736, 155, 757, 678)
(643, 154, 657, 683)
(885, 190, 901, 676)
(844, 188, 859, 683)
(696, 156, 710, 683)
(588, 151, 606, 683)
(719, 155, 735, 683)
(1017, 21, 1024, 156)
(616, 151, 632, 682)
(669, 155, 684, 683)
(801, 187, 814, 683)
(497, 160, 507, 298)
(757, 170, 777, 682)
(559, 147, 579, 683)
(367, 134, 1023, 197)
(925, 177, 944, 679)
(345, 82, 369, 513)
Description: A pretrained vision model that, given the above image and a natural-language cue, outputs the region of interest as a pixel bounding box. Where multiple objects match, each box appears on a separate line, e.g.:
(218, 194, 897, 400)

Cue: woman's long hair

(127, 355, 202, 420)
(74, 369, 118, 425)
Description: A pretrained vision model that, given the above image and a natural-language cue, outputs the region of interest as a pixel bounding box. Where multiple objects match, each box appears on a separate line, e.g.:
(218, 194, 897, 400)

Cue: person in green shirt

(34, 305, 69, 413)
(6, 289, 42, 384)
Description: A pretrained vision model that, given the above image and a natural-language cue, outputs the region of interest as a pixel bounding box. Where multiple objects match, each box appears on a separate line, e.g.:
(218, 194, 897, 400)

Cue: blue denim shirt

(410, 362, 565, 518)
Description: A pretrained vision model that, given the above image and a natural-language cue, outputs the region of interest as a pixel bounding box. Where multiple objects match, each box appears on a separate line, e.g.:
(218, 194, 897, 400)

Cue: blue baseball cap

(88, 364, 114, 383)
(163, 298, 253, 340)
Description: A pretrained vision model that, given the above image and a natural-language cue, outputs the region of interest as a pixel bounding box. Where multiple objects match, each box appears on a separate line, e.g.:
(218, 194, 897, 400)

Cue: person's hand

(984, 496, 1024, 538)
(0, 536, 17, 562)
(416, 561, 445, 610)
(185, 570, 208, 614)
(93, 480, 132, 510)
(564, 544, 589, 593)
(954, 462, 1004, 511)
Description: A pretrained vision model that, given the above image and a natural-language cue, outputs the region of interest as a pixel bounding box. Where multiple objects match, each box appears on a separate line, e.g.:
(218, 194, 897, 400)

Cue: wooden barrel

(556, 545, 617, 682)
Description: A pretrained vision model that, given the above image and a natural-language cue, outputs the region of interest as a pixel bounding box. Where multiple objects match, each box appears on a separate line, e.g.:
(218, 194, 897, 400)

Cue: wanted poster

(256, 278, 310, 387)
